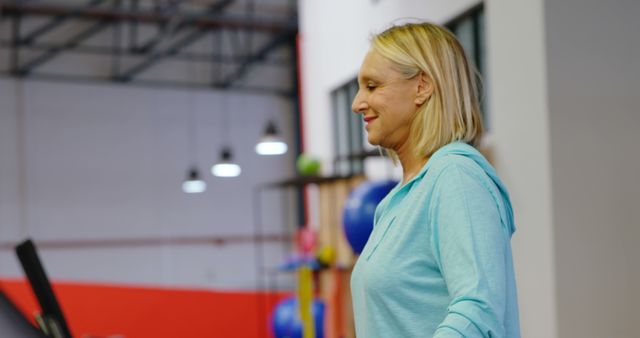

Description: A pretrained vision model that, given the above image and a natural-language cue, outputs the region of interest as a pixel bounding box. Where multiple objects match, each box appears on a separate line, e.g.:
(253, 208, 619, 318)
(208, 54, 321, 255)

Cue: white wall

(545, 0, 640, 337)
(485, 0, 557, 336)
(0, 77, 297, 290)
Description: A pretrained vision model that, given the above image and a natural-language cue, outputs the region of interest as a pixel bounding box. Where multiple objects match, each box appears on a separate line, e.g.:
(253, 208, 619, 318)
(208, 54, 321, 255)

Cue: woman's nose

(352, 91, 367, 114)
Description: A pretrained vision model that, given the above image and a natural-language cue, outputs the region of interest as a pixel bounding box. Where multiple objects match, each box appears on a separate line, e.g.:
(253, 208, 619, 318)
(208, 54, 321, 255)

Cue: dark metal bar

(19, 0, 108, 46)
(10, 12, 20, 75)
(115, 0, 236, 81)
(210, 28, 223, 85)
(219, 30, 294, 87)
(115, 28, 210, 81)
(134, 0, 233, 54)
(472, 9, 482, 72)
(245, 0, 255, 58)
(128, 0, 139, 51)
(228, 27, 242, 59)
(290, 31, 305, 227)
(132, 24, 169, 54)
(0, 72, 294, 98)
(0, 3, 297, 34)
(17, 20, 111, 76)
(111, 0, 122, 77)
(445, 2, 483, 28)
(0, 40, 290, 66)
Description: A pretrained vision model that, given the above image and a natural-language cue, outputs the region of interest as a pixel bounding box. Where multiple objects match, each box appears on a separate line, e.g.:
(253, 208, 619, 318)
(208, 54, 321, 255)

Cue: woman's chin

(366, 133, 380, 146)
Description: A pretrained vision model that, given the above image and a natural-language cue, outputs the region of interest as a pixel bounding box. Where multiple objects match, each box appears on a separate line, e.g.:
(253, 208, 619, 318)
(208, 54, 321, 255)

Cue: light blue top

(351, 142, 520, 337)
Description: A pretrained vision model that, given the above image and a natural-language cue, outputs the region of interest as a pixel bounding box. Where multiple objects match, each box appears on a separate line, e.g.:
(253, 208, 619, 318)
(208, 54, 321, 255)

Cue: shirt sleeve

(429, 163, 510, 338)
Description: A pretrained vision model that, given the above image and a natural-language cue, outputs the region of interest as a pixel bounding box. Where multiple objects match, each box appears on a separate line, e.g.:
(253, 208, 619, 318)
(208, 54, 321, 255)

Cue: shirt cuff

(434, 311, 483, 337)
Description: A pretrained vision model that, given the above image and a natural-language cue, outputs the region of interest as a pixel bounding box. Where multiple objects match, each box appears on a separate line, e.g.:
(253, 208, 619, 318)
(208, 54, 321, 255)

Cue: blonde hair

(371, 22, 483, 160)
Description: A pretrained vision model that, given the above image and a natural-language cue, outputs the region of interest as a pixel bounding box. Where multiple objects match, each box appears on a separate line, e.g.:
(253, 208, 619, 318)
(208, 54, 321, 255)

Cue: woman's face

(352, 49, 422, 151)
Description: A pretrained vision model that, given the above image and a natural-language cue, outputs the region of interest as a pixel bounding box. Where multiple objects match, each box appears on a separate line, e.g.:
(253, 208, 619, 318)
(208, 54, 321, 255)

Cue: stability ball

(343, 180, 397, 254)
(272, 297, 325, 338)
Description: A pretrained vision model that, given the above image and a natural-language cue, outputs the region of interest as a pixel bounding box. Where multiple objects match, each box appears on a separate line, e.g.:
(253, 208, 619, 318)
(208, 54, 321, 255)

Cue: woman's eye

(366, 84, 377, 91)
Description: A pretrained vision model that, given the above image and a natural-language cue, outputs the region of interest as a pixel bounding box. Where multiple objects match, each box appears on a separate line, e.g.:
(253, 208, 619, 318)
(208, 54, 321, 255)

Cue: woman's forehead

(362, 50, 385, 69)
(358, 50, 393, 80)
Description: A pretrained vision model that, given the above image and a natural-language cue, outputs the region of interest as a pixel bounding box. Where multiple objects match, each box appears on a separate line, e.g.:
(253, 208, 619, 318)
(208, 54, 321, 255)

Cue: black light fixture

(181, 72, 206, 193)
(211, 146, 241, 177)
(182, 167, 206, 193)
(182, 127, 206, 193)
(211, 94, 241, 178)
(255, 120, 288, 155)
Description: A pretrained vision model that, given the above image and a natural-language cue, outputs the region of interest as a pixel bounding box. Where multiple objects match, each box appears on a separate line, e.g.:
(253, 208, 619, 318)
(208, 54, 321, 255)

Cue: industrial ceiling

(0, 0, 298, 96)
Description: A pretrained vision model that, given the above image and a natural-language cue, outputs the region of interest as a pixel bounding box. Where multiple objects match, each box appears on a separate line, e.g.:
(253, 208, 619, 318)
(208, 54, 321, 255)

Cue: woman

(350, 22, 520, 337)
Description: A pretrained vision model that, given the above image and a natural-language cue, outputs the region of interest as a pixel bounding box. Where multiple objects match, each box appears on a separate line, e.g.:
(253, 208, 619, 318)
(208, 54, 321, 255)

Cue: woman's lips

(364, 116, 377, 129)
(364, 116, 377, 123)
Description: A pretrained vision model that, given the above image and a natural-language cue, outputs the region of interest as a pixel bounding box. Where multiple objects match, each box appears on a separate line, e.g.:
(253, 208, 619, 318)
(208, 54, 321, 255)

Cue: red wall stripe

(0, 278, 289, 338)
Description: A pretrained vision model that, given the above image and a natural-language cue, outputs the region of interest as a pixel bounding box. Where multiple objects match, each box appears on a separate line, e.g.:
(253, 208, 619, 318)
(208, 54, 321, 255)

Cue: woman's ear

(415, 72, 433, 105)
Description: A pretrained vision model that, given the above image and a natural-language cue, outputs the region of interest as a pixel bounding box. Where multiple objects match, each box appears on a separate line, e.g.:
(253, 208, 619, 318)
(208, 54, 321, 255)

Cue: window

(446, 4, 488, 130)
(331, 79, 364, 176)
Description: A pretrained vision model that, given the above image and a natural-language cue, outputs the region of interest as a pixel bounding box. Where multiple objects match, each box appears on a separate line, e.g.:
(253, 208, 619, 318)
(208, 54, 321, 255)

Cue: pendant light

(181, 66, 206, 193)
(211, 95, 241, 178)
(182, 167, 206, 193)
(255, 120, 288, 155)
(211, 147, 241, 177)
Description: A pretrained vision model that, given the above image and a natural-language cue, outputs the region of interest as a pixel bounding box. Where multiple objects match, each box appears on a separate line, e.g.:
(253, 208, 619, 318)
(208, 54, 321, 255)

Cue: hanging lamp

(182, 167, 207, 193)
(255, 120, 288, 155)
(182, 75, 206, 193)
(211, 147, 241, 177)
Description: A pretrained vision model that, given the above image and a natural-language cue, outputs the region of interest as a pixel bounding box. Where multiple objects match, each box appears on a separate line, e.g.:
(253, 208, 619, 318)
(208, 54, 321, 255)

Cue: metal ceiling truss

(0, 0, 298, 96)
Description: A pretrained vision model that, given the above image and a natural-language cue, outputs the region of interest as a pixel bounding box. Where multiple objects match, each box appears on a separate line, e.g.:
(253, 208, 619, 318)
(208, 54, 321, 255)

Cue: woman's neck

(396, 145, 428, 186)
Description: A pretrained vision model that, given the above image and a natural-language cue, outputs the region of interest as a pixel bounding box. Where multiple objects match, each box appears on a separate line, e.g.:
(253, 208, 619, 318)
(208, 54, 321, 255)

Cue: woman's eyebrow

(358, 74, 378, 83)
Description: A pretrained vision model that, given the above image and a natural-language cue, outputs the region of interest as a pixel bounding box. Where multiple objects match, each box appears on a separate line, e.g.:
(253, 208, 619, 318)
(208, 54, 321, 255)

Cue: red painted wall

(0, 278, 289, 338)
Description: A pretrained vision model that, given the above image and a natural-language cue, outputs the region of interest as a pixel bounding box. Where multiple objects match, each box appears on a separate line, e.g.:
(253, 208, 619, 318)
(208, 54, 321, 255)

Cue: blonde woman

(350, 22, 520, 337)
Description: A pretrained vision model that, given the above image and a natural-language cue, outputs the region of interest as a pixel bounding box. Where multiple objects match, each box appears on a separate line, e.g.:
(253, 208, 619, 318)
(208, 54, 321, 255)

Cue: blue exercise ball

(272, 297, 325, 338)
(343, 180, 398, 254)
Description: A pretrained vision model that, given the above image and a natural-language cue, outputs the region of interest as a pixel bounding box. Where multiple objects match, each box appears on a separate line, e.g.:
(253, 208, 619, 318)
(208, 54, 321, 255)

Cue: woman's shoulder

(426, 153, 485, 181)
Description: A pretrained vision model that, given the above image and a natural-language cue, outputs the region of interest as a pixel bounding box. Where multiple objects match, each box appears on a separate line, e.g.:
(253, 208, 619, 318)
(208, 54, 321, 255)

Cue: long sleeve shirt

(350, 142, 520, 337)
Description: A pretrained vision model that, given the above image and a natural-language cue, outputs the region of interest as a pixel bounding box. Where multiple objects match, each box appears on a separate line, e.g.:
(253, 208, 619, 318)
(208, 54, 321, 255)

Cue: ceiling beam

(0, 72, 294, 98)
(16, 20, 111, 76)
(133, 0, 234, 54)
(19, 0, 109, 46)
(0, 3, 297, 34)
(219, 30, 294, 88)
(0, 40, 290, 66)
(114, 27, 213, 82)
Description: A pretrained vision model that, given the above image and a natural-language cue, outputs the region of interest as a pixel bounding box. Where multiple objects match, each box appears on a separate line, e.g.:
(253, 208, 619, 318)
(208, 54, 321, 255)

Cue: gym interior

(0, 1, 638, 337)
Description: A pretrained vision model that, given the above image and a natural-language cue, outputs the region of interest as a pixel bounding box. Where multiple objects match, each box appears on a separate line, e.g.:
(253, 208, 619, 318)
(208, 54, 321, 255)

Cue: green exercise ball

(296, 154, 321, 176)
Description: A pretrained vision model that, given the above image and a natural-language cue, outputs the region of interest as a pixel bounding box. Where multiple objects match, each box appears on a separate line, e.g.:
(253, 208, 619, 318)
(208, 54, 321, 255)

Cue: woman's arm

(430, 163, 511, 338)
